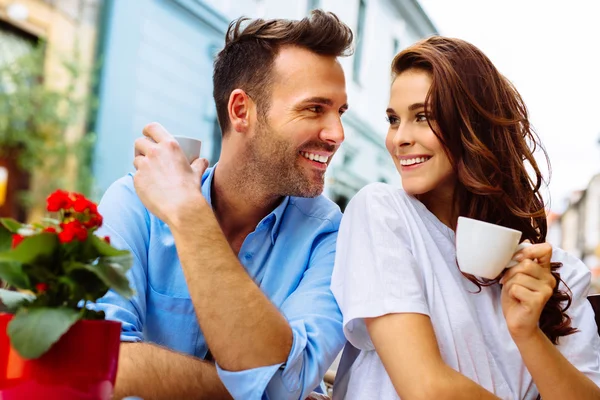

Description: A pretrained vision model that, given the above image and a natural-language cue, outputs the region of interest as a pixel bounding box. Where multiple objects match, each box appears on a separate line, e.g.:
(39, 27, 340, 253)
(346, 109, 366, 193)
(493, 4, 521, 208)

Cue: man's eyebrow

(300, 97, 349, 110)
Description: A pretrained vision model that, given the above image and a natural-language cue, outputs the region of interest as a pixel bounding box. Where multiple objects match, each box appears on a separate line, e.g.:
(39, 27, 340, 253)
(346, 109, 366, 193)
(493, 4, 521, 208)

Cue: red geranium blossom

(72, 194, 93, 213)
(11, 234, 25, 249)
(46, 190, 73, 212)
(58, 220, 88, 243)
(35, 283, 48, 293)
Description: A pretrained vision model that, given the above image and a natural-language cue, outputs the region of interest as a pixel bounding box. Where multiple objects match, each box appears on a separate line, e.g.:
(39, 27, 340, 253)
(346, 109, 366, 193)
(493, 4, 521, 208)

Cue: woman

(331, 36, 600, 399)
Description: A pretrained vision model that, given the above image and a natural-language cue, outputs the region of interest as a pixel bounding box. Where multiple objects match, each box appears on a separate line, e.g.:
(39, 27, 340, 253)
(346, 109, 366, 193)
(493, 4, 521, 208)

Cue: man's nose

(319, 117, 345, 146)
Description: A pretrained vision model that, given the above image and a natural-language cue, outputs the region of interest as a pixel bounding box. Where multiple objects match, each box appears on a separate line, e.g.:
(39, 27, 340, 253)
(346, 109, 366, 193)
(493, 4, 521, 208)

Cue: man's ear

(227, 89, 254, 134)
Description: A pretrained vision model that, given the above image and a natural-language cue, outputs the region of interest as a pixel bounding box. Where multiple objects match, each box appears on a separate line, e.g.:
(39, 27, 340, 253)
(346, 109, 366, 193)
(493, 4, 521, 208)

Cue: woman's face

(385, 69, 455, 200)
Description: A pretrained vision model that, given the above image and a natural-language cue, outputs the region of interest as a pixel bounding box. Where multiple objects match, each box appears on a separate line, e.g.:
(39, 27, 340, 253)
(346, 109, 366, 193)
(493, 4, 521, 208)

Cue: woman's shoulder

(551, 247, 592, 296)
(346, 182, 413, 214)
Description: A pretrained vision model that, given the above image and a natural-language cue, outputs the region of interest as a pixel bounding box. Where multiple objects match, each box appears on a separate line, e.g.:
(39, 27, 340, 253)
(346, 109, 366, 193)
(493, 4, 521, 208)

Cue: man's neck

(210, 164, 283, 252)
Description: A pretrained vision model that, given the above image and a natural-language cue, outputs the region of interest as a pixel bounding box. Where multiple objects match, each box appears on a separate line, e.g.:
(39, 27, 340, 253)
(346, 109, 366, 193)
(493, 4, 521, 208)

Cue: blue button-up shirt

(94, 166, 345, 399)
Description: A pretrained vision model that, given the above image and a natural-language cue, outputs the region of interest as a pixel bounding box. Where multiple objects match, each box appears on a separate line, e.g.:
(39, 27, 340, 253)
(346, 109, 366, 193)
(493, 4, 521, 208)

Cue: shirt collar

(201, 164, 289, 245)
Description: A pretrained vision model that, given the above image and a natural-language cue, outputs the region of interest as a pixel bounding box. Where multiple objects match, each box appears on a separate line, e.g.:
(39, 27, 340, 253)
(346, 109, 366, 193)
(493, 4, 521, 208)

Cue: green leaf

(7, 307, 80, 359)
(0, 261, 31, 289)
(91, 235, 130, 258)
(0, 289, 35, 312)
(0, 222, 12, 252)
(0, 233, 58, 264)
(0, 218, 23, 233)
(67, 261, 133, 299)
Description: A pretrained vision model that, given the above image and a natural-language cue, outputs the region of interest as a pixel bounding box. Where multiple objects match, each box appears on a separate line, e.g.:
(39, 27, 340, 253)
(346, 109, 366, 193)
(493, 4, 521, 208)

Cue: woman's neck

(416, 187, 458, 230)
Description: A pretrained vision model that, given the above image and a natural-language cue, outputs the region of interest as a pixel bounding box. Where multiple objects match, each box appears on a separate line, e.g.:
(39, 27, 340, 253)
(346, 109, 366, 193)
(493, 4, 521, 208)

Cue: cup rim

(173, 135, 201, 142)
(457, 216, 522, 235)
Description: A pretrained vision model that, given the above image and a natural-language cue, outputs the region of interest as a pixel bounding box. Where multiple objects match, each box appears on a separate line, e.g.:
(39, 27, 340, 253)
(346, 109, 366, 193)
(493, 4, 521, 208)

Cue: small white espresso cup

(173, 135, 202, 164)
(456, 216, 531, 280)
(142, 135, 202, 164)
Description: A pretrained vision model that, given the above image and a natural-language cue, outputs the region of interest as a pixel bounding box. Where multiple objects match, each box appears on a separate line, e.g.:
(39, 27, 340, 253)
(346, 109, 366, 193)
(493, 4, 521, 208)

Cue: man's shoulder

(287, 194, 342, 230)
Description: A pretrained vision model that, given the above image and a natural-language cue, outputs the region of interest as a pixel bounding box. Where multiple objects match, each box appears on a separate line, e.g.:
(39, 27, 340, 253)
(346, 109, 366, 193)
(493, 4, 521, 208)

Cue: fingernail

(514, 254, 524, 261)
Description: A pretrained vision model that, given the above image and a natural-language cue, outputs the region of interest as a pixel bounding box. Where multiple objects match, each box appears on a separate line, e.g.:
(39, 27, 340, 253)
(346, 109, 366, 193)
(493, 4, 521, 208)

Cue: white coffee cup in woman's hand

(456, 216, 532, 280)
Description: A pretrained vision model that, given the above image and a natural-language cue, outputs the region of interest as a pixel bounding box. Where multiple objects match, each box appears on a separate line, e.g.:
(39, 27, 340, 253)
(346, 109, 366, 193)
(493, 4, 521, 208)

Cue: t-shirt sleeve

(553, 249, 600, 385)
(331, 183, 429, 351)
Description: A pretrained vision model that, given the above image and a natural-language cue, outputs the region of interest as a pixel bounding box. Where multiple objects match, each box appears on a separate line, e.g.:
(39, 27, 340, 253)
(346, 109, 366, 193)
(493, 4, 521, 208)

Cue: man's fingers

(142, 122, 172, 143)
(191, 158, 209, 178)
(134, 136, 154, 158)
(133, 155, 146, 171)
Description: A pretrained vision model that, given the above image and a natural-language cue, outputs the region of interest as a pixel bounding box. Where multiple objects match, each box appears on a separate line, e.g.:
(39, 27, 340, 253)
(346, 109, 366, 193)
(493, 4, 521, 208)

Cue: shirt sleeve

(331, 183, 429, 351)
(553, 249, 600, 385)
(92, 175, 151, 342)
(216, 230, 345, 400)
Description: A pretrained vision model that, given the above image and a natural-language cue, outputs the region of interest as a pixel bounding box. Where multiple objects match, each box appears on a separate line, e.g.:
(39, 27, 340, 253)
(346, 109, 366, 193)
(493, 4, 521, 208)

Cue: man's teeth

(400, 157, 430, 166)
(301, 151, 329, 163)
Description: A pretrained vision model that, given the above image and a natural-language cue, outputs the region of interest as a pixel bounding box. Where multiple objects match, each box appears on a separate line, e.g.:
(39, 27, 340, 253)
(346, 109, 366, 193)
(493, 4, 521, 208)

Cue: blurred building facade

(92, 0, 437, 207)
(559, 174, 600, 266)
(0, 0, 100, 219)
(551, 173, 600, 292)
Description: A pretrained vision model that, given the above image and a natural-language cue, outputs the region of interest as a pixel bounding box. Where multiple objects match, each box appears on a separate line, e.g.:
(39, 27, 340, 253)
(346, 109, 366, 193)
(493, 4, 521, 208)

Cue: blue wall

(93, 0, 228, 194)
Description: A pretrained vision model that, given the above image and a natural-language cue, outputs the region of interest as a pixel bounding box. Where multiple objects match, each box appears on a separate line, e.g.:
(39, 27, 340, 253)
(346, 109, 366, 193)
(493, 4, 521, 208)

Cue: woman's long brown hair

(392, 36, 576, 344)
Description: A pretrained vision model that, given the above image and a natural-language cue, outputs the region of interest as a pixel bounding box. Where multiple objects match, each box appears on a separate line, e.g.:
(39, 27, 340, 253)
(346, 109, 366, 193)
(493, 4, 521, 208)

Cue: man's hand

(500, 242, 556, 342)
(133, 122, 209, 224)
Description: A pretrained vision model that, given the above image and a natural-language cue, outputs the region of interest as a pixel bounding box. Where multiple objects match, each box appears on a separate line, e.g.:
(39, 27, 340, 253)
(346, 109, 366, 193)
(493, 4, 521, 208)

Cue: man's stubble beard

(243, 121, 325, 198)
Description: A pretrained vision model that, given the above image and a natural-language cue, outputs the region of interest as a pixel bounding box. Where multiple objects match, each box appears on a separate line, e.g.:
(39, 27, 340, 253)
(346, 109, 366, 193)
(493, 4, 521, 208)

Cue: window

(393, 38, 400, 56)
(353, 0, 367, 83)
(307, 0, 320, 13)
(0, 21, 36, 69)
(0, 21, 36, 221)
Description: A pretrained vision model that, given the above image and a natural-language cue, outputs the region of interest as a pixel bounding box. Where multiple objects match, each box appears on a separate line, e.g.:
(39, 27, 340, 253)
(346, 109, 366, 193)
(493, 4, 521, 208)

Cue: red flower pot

(0, 313, 121, 400)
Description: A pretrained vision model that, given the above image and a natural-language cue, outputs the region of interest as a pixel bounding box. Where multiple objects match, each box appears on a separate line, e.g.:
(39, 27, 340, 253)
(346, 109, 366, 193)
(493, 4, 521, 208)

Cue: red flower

(43, 227, 57, 234)
(58, 220, 88, 243)
(11, 234, 25, 249)
(83, 214, 103, 229)
(35, 283, 48, 293)
(72, 194, 92, 213)
(46, 190, 73, 212)
(103, 236, 111, 244)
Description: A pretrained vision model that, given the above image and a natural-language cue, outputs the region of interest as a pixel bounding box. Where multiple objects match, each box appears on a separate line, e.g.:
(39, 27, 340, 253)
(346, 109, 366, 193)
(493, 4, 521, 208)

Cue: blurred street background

(0, 0, 599, 289)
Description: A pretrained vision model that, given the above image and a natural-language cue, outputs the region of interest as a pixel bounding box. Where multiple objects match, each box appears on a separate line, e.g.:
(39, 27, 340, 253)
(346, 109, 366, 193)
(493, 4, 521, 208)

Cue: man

(95, 10, 353, 400)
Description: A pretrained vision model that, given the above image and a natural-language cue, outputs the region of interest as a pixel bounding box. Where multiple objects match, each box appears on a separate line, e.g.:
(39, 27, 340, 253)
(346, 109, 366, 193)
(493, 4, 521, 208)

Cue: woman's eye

(416, 114, 428, 122)
(386, 115, 399, 125)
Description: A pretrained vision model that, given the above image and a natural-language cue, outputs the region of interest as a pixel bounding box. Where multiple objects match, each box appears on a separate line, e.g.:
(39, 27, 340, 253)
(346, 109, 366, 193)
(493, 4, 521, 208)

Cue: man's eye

(307, 106, 323, 113)
(386, 115, 399, 125)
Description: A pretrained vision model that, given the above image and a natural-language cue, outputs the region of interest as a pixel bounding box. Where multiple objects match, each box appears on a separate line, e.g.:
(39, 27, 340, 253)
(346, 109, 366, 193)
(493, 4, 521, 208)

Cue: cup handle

(507, 242, 532, 268)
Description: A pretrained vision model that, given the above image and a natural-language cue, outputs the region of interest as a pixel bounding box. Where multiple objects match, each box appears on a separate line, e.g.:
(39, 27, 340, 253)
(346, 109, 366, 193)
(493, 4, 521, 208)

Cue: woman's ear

(228, 89, 254, 134)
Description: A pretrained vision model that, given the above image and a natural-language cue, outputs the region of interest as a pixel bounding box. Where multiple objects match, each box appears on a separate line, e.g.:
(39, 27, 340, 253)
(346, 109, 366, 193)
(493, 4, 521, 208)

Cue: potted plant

(0, 190, 133, 400)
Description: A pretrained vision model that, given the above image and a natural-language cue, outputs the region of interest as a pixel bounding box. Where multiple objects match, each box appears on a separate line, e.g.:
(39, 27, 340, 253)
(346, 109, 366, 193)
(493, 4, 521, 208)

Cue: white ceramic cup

(173, 135, 202, 164)
(456, 216, 531, 280)
(142, 135, 202, 164)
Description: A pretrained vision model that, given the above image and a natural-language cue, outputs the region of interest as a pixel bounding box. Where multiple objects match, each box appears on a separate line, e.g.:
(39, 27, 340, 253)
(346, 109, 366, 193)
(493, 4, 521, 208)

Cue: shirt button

(244, 253, 253, 260)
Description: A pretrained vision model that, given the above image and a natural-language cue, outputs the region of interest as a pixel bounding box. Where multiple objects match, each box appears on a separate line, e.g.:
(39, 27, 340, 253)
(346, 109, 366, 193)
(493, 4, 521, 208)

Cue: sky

(419, 0, 600, 212)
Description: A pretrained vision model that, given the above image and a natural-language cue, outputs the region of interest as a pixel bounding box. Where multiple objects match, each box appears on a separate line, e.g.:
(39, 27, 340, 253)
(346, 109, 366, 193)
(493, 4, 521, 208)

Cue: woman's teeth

(400, 157, 430, 166)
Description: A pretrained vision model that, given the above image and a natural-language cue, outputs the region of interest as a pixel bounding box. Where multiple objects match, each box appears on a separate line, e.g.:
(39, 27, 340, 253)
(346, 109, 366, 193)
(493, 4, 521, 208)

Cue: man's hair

(213, 10, 353, 135)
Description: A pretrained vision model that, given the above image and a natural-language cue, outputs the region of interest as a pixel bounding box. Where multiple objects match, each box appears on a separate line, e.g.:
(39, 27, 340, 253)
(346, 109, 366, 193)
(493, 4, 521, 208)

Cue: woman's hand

(500, 243, 557, 342)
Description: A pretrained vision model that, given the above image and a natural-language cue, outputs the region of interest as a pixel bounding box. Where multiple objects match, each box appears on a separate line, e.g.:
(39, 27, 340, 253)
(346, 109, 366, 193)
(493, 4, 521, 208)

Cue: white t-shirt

(331, 183, 600, 400)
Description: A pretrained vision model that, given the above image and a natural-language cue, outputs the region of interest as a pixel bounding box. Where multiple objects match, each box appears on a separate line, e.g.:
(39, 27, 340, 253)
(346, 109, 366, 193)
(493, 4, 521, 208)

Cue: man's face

(246, 46, 348, 198)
